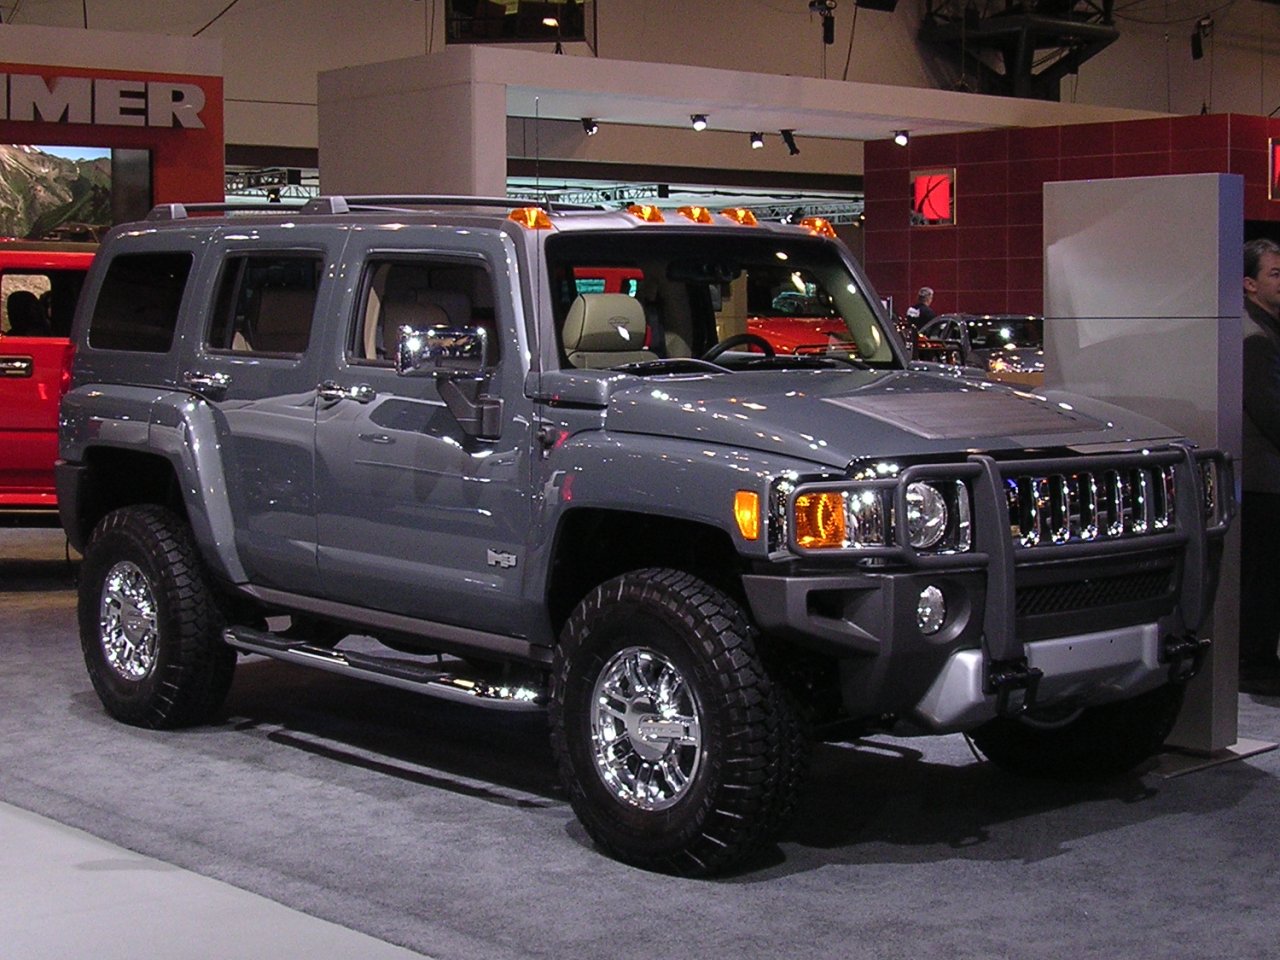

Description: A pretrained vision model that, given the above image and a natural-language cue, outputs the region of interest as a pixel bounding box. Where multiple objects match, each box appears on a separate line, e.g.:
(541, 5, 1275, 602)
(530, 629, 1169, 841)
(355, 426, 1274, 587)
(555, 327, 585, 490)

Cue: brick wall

(863, 113, 1280, 318)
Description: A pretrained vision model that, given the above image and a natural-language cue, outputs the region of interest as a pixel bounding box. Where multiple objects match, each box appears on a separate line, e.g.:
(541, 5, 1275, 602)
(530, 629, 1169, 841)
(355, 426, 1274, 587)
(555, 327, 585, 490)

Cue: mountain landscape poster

(0, 144, 112, 241)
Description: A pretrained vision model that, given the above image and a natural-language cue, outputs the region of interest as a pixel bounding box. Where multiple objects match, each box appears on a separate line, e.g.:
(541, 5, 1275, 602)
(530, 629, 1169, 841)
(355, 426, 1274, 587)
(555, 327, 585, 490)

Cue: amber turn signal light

(794, 490, 846, 548)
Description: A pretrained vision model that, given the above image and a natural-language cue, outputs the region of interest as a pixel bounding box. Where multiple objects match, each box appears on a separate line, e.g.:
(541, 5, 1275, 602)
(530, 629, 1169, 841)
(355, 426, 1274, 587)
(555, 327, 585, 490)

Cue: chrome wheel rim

(589, 646, 703, 810)
(98, 560, 159, 681)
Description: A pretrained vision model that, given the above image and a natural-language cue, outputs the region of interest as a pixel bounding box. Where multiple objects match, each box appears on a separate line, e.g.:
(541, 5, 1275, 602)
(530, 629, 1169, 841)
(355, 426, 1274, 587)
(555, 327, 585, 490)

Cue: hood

(601, 367, 1182, 469)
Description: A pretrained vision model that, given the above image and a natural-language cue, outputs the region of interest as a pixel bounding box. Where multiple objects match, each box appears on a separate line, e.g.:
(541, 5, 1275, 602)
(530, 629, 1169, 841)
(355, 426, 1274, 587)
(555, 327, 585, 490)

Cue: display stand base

(1154, 738, 1277, 779)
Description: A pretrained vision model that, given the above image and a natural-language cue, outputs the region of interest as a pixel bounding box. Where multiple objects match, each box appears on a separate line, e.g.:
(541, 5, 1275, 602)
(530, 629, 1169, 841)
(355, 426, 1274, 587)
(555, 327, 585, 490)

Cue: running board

(222, 626, 546, 711)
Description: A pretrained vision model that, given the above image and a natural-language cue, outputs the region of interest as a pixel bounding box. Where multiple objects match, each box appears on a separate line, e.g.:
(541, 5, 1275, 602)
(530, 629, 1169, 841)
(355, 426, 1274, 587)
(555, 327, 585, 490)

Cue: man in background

(1240, 237, 1280, 695)
(905, 286, 935, 331)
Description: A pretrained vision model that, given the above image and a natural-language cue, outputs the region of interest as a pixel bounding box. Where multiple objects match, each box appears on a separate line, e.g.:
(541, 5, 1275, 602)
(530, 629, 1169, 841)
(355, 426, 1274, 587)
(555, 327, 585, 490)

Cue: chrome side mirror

(394, 324, 502, 439)
(395, 325, 490, 378)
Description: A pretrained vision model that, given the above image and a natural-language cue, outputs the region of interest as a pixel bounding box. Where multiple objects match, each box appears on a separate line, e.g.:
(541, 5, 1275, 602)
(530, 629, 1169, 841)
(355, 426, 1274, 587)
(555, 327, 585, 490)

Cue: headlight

(786, 475, 971, 554)
(906, 481, 948, 548)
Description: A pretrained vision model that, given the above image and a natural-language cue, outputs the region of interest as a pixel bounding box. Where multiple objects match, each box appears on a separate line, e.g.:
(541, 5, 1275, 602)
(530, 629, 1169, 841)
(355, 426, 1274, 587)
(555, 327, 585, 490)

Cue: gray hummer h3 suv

(58, 196, 1233, 876)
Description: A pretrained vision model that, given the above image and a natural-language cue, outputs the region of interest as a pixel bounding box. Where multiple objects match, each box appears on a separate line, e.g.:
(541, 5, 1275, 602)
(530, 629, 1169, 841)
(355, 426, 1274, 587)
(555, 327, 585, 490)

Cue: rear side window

(88, 252, 193, 352)
(207, 254, 323, 356)
(1, 269, 87, 338)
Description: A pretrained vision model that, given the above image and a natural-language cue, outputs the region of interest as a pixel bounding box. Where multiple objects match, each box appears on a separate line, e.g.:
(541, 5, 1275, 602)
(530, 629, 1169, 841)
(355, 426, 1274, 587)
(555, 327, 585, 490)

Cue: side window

(207, 254, 323, 356)
(2, 271, 86, 337)
(2, 273, 55, 337)
(351, 257, 498, 366)
(87, 252, 193, 352)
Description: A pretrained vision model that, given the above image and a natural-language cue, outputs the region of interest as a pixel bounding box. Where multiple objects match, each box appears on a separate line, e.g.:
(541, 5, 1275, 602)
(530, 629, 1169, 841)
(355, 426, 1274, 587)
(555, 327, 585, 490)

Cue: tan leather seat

(380, 297, 448, 359)
(252, 287, 315, 353)
(562, 294, 655, 369)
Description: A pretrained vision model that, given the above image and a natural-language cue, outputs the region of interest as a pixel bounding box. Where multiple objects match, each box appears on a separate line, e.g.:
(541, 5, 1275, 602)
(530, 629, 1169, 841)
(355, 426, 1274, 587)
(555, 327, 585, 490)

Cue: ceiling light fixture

(582, 117, 599, 136)
(750, 131, 764, 149)
(780, 129, 800, 156)
(1191, 15, 1213, 60)
(691, 114, 708, 131)
(893, 129, 909, 147)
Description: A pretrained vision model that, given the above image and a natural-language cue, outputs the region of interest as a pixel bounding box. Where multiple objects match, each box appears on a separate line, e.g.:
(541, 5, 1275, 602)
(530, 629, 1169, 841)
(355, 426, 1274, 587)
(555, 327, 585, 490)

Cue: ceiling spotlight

(1191, 16, 1212, 60)
(691, 114, 708, 131)
(750, 131, 764, 149)
(893, 129, 909, 147)
(780, 129, 800, 156)
(582, 117, 599, 136)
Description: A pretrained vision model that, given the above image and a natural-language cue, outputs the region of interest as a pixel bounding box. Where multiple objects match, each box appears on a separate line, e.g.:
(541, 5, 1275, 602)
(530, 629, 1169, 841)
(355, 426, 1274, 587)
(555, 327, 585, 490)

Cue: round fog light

(917, 584, 946, 635)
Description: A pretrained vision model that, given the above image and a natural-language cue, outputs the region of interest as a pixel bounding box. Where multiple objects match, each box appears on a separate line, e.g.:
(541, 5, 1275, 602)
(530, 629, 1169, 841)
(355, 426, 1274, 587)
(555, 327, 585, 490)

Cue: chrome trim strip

(223, 630, 546, 711)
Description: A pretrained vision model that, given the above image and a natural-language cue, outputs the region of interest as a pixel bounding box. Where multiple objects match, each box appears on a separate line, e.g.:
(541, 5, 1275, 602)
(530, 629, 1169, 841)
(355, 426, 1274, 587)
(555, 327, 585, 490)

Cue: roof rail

(330, 195, 600, 213)
(301, 196, 350, 215)
(145, 201, 307, 221)
(339, 195, 534, 210)
(143, 195, 598, 223)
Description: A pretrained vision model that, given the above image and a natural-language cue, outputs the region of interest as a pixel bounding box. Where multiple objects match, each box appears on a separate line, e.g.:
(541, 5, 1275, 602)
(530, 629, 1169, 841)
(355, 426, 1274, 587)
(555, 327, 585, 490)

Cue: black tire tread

(549, 567, 807, 876)
(79, 504, 235, 729)
(969, 681, 1184, 781)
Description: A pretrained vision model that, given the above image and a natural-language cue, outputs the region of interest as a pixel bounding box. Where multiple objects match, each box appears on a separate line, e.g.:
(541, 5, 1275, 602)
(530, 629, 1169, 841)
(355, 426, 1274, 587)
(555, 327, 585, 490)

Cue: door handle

(0, 355, 33, 378)
(182, 370, 231, 398)
(317, 381, 377, 404)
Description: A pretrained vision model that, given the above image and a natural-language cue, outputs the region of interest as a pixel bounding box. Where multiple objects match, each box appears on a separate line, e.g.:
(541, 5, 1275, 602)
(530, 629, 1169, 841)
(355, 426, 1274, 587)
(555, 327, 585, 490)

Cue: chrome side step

(222, 626, 546, 711)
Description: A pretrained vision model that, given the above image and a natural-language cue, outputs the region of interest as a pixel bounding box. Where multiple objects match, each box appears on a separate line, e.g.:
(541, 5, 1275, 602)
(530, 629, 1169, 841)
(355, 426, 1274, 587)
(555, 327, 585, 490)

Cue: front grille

(1016, 568, 1174, 617)
(1004, 462, 1176, 548)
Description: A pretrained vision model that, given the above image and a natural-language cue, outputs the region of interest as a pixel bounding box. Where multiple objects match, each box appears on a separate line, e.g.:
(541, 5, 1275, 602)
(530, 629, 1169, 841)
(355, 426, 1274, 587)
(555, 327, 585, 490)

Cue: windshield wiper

(738, 354, 871, 371)
(613, 358, 730, 375)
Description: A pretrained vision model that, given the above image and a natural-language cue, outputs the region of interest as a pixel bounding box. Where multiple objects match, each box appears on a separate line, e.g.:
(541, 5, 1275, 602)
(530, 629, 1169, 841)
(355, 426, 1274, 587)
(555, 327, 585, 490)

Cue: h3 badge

(486, 548, 518, 569)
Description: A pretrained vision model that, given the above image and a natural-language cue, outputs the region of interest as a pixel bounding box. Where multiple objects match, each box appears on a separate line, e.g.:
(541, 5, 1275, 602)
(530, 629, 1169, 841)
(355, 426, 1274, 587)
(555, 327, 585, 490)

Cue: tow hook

(1162, 634, 1211, 683)
(987, 658, 1044, 718)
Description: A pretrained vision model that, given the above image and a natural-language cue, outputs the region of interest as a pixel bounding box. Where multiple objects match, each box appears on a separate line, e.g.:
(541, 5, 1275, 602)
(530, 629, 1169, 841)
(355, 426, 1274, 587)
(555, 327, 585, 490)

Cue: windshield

(545, 231, 897, 371)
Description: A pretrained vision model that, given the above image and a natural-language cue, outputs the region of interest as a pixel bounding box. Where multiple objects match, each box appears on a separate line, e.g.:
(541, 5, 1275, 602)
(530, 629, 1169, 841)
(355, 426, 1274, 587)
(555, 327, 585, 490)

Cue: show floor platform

(1, 802, 430, 960)
(5, 527, 1280, 960)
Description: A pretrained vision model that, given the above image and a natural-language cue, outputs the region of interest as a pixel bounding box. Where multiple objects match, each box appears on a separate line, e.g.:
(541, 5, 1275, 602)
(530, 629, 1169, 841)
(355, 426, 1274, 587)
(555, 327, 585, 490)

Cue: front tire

(78, 505, 236, 729)
(549, 568, 805, 876)
(968, 682, 1185, 780)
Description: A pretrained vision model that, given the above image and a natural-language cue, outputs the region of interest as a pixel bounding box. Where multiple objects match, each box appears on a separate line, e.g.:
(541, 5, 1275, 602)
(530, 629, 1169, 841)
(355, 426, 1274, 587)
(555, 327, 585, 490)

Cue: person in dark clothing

(1240, 237, 1280, 695)
(905, 286, 935, 331)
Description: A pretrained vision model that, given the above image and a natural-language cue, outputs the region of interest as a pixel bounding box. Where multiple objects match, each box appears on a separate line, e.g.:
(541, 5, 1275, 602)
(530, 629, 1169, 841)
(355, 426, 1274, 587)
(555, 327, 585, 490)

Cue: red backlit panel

(912, 169, 954, 225)
(1270, 138, 1280, 200)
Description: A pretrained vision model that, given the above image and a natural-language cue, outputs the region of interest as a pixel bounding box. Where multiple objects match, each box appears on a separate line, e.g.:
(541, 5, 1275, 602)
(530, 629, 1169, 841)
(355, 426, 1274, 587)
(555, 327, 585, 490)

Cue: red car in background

(748, 290, 858, 356)
(0, 241, 95, 524)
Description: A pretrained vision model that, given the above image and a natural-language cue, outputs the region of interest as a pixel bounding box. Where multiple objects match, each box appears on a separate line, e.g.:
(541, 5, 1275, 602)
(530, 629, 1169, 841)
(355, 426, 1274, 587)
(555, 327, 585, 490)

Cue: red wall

(864, 113, 1280, 317)
(0, 62, 224, 207)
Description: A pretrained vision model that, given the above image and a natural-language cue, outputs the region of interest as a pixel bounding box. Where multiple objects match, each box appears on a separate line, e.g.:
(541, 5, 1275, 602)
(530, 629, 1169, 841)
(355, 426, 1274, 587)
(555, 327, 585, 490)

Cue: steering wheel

(702, 333, 777, 362)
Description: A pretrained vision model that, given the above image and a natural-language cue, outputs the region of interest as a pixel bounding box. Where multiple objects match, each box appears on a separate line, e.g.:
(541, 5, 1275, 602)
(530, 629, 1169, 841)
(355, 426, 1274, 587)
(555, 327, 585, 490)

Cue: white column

(1043, 173, 1243, 754)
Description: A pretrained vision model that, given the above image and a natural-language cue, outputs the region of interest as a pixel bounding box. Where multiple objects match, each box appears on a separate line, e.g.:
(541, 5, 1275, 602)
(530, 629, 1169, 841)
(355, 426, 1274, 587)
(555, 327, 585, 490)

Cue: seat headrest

(562, 294, 647, 354)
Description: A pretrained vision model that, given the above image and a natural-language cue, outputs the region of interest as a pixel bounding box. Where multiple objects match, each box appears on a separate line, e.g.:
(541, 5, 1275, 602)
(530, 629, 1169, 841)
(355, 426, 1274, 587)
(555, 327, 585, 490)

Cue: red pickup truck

(0, 241, 95, 524)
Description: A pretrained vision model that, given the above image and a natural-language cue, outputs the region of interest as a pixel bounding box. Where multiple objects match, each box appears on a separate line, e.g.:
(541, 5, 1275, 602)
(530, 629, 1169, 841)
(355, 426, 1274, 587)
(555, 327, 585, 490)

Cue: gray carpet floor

(4, 527, 1280, 960)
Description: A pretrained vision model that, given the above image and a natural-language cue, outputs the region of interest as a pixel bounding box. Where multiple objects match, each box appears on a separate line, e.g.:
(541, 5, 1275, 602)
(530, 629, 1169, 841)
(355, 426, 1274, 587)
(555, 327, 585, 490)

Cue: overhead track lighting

(691, 114, 708, 131)
(893, 129, 909, 147)
(780, 129, 800, 156)
(809, 0, 836, 45)
(582, 117, 599, 136)
(750, 131, 764, 149)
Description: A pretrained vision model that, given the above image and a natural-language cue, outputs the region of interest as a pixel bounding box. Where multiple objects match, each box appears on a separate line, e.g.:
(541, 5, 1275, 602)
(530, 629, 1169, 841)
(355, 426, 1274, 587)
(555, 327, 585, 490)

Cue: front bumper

(741, 445, 1232, 731)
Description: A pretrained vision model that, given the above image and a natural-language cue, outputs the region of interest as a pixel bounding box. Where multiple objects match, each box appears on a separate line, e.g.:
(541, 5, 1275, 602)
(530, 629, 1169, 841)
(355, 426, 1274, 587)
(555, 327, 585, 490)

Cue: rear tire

(549, 568, 806, 876)
(78, 505, 236, 729)
(968, 682, 1184, 780)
